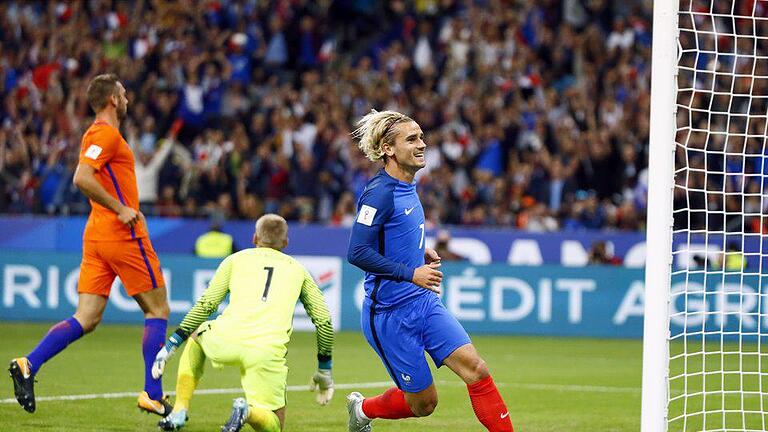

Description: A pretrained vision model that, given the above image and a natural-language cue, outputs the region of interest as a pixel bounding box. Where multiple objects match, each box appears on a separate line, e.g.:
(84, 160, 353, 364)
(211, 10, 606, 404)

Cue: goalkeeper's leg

(175, 338, 206, 411)
(158, 338, 207, 430)
(238, 350, 287, 431)
(245, 405, 282, 431)
(221, 399, 282, 432)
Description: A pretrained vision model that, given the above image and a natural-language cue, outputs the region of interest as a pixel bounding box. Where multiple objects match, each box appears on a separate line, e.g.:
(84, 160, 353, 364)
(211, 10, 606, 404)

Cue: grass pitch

(0, 323, 642, 431)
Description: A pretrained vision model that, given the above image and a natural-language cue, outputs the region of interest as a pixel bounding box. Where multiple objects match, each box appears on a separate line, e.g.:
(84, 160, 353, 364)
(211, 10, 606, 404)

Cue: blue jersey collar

(379, 168, 417, 187)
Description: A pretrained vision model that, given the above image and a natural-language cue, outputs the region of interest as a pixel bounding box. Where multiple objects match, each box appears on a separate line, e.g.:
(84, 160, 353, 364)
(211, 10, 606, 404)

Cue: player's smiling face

(385, 120, 427, 172)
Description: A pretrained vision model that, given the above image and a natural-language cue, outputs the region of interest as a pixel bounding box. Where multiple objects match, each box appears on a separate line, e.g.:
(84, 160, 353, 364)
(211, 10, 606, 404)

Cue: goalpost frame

(642, 1, 680, 431)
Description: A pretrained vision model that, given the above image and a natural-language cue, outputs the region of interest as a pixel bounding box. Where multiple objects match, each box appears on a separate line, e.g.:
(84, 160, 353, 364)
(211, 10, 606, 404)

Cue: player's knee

(76, 315, 101, 333)
(410, 396, 438, 417)
(156, 302, 170, 319)
(467, 357, 490, 383)
(145, 301, 170, 319)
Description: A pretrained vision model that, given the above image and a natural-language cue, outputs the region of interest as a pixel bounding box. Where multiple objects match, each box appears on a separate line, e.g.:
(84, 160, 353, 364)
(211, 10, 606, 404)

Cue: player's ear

(382, 141, 395, 158)
(252, 233, 258, 246)
(282, 237, 289, 250)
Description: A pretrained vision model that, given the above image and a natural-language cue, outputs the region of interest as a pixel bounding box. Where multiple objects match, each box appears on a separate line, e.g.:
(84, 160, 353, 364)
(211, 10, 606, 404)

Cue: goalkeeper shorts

(361, 293, 471, 393)
(196, 321, 288, 410)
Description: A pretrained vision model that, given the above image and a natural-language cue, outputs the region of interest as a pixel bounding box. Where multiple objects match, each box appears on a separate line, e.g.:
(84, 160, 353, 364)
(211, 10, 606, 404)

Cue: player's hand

(151, 333, 184, 379)
(309, 369, 334, 406)
(425, 247, 441, 266)
(412, 262, 443, 294)
(117, 206, 139, 228)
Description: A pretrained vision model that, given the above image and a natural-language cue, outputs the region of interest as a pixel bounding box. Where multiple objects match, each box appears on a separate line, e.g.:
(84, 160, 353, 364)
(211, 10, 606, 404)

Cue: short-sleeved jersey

(179, 248, 333, 357)
(347, 169, 428, 310)
(78, 121, 147, 241)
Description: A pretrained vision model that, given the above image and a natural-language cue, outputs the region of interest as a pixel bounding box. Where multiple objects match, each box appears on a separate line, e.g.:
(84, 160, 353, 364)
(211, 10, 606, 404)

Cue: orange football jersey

(78, 121, 148, 241)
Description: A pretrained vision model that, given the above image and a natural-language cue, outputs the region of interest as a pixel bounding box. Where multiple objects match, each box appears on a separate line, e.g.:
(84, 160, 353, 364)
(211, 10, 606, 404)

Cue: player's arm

(300, 269, 335, 406)
(177, 255, 232, 335)
(347, 223, 414, 280)
(300, 270, 334, 363)
(75, 129, 139, 226)
(347, 190, 442, 292)
(73, 164, 138, 227)
(147, 138, 174, 171)
(151, 255, 233, 379)
(346, 189, 413, 281)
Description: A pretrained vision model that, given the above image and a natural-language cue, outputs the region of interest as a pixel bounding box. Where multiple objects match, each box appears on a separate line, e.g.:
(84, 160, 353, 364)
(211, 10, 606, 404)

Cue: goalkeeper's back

(217, 247, 323, 344)
(175, 215, 333, 358)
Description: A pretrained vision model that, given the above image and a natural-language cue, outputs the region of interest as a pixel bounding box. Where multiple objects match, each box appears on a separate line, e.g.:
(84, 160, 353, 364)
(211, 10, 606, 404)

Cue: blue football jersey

(347, 169, 427, 309)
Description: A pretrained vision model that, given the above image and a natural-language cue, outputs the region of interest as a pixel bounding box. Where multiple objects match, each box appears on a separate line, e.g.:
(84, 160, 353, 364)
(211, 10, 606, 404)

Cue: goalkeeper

(152, 214, 335, 432)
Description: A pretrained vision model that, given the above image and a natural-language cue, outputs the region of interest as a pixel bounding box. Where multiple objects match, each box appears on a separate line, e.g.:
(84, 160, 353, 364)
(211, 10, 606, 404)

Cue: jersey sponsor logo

(404, 206, 415, 215)
(357, 205, 377, 226)
(84, 144, 103, 160)
(501, 412, 510, 419)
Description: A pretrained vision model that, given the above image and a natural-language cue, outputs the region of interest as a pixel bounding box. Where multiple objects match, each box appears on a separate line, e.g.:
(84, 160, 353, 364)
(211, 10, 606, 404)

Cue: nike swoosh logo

(405, 207, 415, 215)
(501, 412, 509, 419)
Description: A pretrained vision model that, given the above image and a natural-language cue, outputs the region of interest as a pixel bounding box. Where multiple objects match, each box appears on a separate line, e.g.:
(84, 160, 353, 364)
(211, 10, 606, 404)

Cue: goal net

(644, 1, 768, 431)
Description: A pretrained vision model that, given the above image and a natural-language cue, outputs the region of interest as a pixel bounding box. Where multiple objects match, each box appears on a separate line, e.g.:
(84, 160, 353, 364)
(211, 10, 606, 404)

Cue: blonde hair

(255, 214, 288, 250)
(352, 110, 413, 162)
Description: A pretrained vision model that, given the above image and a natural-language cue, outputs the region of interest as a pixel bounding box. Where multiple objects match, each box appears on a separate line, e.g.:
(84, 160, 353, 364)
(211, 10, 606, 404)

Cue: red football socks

(467, 376, 513, 432)
(361, 377, 512, 431)
(362, 387, 415, 419)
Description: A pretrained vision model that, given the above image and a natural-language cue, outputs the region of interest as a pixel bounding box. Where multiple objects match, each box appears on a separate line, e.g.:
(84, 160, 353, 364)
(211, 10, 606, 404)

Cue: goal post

(642, 1, 680, 431)
(644, 1, 768, 431)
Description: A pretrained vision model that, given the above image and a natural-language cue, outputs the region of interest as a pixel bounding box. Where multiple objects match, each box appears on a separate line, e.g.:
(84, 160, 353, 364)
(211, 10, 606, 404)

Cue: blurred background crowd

(0, 0, 654, 232)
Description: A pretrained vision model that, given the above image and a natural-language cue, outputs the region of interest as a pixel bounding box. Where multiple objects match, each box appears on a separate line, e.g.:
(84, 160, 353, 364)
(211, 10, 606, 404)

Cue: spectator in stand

(434, 230, 466, 262)
(132, 121, 186, 212)
(587, 240, 622, 266)
(719, 242, 747, 271)
(0, 0, 661, 232)
(194, 212, 235, 258)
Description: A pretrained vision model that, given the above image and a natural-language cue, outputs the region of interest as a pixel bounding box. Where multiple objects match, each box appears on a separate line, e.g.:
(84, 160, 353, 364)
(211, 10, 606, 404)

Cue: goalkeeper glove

(309, 361, 334, 406)
(151, 330, 186, 379)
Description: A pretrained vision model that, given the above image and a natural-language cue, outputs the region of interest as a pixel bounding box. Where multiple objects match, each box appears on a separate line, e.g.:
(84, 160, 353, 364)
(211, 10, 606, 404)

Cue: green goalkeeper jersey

(178, 247, 334, 359)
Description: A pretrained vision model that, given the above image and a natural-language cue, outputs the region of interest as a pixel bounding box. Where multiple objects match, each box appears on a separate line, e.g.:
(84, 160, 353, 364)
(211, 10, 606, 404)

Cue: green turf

(0, 323, 643, 431)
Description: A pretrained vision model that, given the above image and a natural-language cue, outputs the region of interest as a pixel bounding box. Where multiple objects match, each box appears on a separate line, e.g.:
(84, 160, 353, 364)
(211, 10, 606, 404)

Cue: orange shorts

(78, 238, 165, 297)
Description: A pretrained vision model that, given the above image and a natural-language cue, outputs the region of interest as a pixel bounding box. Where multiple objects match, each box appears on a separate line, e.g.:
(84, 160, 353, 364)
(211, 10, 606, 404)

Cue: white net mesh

(671, 0, 768, 430)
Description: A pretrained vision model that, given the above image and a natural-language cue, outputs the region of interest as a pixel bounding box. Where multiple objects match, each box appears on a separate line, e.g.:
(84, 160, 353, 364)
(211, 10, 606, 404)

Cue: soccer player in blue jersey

(345, 110, 513, 432)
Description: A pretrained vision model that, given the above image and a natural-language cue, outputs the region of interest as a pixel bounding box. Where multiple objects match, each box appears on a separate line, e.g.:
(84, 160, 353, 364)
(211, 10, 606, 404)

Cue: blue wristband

(167, 332, 184, 350)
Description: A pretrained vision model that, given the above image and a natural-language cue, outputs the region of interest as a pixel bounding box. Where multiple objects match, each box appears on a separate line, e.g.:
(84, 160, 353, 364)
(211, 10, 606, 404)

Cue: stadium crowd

(0, 0, 653, 231)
